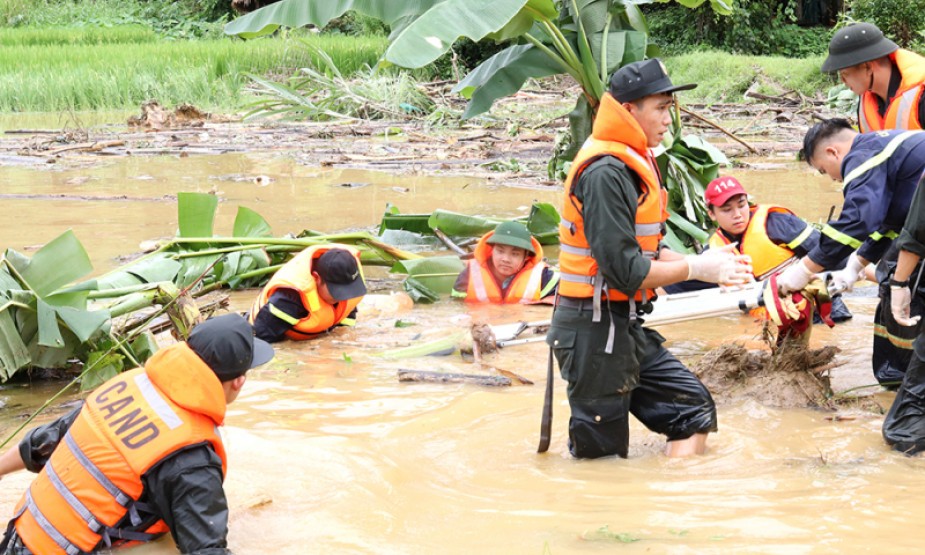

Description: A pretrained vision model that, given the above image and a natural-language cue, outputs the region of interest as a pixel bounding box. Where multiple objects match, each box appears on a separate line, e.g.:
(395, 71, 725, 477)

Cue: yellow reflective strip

(843, 131, 919, 189)
(869, 230, 898, 242)
(821, 224, 863, 249)
(340, 318, 356, 327)
(451, 289, 467, 299)
(268, 303, 300, 325)
(786, 226, 814, 250)
(894, 88, 918, 129)
(873, 324, 915, 349)
(858, 106, 872, 133)
(519, 263, 547, 303)
(468, 260, 490, 301)
(540, 273, 560, 297)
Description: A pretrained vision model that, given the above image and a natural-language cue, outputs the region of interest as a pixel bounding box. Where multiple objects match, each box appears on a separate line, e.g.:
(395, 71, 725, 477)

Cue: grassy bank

(0, 27, 387, 112)
(0, 23, 839, 115)
(664, 51, 837, 104)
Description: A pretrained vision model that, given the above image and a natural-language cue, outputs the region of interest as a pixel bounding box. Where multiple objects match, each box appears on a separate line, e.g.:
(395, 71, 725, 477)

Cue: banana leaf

(428, 210, 505, 237)
(0, 233, 111, 380)
(392, 256, 465, 303)
(383, 0, 531, 69)
(378, 230, 444, 251)
(178, 192, 218, 239)
(379, 204, 432, 235)
(526, 202, 561, 245)
(452, 44, 562, 120)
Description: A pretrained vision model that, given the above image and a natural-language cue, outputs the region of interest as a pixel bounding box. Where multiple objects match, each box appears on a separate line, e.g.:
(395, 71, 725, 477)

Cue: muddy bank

(0, 79, 840, 188)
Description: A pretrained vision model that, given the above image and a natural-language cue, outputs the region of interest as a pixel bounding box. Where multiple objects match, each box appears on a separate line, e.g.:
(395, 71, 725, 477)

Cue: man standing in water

(778, 119, 925, 387)
(883, 172, 925, 454)
(820, 23, 925, 387)
(547, 59, 752, 459)
(822, 22, 925, 133)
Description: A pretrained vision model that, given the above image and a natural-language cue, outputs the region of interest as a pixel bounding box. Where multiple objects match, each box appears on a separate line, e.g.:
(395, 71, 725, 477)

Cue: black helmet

(821, 23, 898, 73)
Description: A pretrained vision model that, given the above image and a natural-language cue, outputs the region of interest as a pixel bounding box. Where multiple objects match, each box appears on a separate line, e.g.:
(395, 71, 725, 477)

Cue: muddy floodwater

(1, 147, 920, 554)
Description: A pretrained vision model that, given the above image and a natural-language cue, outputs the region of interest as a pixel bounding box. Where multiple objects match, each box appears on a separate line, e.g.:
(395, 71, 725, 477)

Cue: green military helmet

(821, 22, 898, 73)
(487, 221, 535, 254)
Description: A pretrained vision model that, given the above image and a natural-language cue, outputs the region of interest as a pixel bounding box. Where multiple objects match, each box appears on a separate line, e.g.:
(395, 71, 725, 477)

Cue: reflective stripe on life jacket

(708, 205, 799, 280)
(818, 130, 922, 249)
(13, 344, 227, 555)
(858, 49, 925, 132)
(248, 244, 364, 340)
(465, 231, 549, 304)
(558, 92, 667, 303)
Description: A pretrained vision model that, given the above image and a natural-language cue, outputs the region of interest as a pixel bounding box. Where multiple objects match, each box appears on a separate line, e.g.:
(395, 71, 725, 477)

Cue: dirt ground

(0, 78, 840, 188)
(1, 80, 863, 411)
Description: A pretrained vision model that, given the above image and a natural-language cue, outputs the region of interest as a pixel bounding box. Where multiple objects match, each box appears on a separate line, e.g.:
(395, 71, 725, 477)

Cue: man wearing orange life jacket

(546, 59, 752, 460)
(0, 314, 274, 555)
(822, 22, 925, 133)
(249, 245, 368, 342)
(453, 221, 559, 304)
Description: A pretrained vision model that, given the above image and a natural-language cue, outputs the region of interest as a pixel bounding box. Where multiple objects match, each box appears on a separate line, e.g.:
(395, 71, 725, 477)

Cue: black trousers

(548, 302, 718, 459)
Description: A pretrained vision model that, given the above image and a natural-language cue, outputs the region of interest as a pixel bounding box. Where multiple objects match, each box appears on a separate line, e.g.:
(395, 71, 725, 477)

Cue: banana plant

(0, 193, 420, 383)
(227, 0, 730, 123)
(0, 231, 113, 382)
(226, 0, 734, 252)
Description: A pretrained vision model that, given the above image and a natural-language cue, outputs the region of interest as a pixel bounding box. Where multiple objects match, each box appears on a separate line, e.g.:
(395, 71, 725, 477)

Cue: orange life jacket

(465, 230, 548, 304)
(858, 49, 925, 132)
(707, 205, 799, 280)
(248, 244, 364, 340)
(558, 92, 667, 302)
(13, 343, 228, 555)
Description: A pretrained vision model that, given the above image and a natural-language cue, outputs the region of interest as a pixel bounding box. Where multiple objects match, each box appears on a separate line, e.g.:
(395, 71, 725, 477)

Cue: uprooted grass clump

(691, 340, 841, 409)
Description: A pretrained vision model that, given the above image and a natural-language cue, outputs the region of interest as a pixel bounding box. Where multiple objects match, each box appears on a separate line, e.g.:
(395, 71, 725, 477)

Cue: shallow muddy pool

(1, 150, 918, 554)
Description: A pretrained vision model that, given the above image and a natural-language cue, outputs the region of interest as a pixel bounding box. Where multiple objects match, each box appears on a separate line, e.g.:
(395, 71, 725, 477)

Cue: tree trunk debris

(397, 369, 512, 386)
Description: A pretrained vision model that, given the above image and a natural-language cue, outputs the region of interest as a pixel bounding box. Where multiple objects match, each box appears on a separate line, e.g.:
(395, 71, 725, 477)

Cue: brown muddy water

(0, 151, 918, 554)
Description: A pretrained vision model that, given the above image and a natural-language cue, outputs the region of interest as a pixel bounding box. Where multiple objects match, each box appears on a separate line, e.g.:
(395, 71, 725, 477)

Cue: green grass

(0, 32, 389, 112)
(0, 24, 157, 45)
(664, 51, 838, 104)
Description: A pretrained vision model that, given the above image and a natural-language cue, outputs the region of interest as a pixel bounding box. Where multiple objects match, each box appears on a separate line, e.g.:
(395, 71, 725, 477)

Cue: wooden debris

(486, 366, 533, 385)
(397, 369, 512, 386)
(679, 105, 758, 154)
(434, 227, 468, 256)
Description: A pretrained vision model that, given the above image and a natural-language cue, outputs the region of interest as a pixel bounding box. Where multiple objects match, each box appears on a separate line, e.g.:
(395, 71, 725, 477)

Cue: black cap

(315, 248, 367, 301)
(821, 23, 898, 73)
(609, 59, 697, 103)
(187, 313, 274, 381)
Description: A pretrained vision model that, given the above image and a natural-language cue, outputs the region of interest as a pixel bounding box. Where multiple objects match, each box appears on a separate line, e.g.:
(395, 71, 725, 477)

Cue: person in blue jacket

(778, 118, 925, 387)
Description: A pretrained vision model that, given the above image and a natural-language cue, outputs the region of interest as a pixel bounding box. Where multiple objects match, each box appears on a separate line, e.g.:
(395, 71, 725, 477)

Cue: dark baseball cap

(821, 23, 898, 73)
(315, 248, 367, 301)
(187, 313, 274, 381)
(609, 59, 697, 103)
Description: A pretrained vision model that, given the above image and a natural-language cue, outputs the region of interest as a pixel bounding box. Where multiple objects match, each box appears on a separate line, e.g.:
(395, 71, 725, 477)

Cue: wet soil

(692, 341, 839, 409)
(0, 78, 840, 189)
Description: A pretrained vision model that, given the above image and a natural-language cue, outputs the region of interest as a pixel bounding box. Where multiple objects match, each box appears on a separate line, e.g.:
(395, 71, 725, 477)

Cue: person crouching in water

(249, 245, 368, 342)
(453, 221, 559, 304)
(664, 176, 853, 322)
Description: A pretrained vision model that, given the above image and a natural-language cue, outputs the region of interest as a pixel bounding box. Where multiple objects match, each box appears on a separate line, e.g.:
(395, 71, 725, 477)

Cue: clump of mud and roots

(691, 340, 843, 409)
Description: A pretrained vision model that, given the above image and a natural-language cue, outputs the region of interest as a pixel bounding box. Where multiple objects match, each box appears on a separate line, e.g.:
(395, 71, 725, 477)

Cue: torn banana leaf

(392, 256, 465, 304)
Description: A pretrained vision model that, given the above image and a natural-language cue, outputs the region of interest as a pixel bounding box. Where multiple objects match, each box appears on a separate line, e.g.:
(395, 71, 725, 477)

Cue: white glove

(829, 252, 866, 293)
(686, 248, 753, 285)
(776, 259, 814, 294)
(891, 283, 921, 327)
